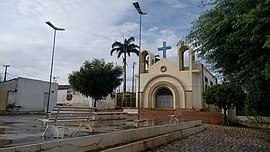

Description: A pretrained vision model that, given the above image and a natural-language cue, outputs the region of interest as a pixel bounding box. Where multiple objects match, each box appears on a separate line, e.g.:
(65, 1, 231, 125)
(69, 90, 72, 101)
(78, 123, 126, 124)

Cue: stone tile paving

(153, 124, 270, 152)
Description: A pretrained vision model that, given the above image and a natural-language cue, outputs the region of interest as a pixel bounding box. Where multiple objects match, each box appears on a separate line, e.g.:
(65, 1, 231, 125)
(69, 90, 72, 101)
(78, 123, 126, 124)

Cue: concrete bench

(40, 106, 95, 138)
(123, 109, 138, 115)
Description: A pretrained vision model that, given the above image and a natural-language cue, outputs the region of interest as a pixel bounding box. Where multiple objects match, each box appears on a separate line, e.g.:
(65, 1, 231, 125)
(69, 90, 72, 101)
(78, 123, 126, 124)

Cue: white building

(0, 77, 58, 112)
(57, 85, 116, 109)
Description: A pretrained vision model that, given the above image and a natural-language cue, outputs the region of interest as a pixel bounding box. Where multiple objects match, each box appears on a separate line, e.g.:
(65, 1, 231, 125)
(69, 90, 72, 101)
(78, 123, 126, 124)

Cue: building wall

(57, 89, 116, 109)
(16, 77, 57, 112)
(202, 66, 218, 111)
(185, 91, 192, 109)
(192, 72, 203, 109)
(57, 90, 91, 106)
(0, 77, 58, 112)
(141, 76, 185, 109)
(0, 79, 17, 111)
(137, 48, 217, 110)
(95, 95, 116, 110)
(139, 59, 193, 109)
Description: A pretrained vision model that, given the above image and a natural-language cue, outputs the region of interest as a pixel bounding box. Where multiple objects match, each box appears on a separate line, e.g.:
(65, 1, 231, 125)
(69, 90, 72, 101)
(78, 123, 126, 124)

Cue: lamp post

(45, 21, 65, 113)
(132, 62, 136, 94)
(3, 65, 10, 82)
(133, 2, 147, 120)
(131, 62, 136, 108)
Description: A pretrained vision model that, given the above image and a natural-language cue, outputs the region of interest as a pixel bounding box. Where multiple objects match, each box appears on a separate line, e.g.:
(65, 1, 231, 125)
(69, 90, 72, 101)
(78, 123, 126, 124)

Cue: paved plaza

(0, 111, 269, 151)
(154, 124, 270, 152)
(0, 114, 139, 148)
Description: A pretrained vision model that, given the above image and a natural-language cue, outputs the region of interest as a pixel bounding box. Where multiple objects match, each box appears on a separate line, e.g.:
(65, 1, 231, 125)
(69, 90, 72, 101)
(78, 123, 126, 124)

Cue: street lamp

(132, 62, 136, 94)
(131, 62, 136, 108)
(3, 65, 10, 82)
(45, 21, 65, 113)
(133, 2, 147, 120)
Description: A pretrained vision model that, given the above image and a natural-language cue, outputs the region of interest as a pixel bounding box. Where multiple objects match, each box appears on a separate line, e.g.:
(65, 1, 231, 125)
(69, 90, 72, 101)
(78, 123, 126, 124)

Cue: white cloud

(164, 0, 188, 8)
(0, 0, 205, 91)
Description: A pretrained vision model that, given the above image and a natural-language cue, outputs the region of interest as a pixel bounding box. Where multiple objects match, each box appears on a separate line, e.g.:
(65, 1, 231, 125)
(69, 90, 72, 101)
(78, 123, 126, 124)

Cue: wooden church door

(156, 88, 173, 108)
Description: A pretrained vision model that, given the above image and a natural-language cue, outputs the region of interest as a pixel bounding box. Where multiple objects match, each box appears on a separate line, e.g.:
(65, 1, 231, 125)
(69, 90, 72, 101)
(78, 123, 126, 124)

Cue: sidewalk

(154, 124, 270, 152)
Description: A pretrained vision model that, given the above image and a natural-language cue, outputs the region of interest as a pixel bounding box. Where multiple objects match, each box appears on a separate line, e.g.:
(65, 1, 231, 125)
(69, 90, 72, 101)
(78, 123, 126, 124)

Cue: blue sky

(0, 0, 209, 91)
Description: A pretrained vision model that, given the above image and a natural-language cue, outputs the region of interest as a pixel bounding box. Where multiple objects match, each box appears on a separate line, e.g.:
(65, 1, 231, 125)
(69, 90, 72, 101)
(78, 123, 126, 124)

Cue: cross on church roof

(158, 41, 171, 59)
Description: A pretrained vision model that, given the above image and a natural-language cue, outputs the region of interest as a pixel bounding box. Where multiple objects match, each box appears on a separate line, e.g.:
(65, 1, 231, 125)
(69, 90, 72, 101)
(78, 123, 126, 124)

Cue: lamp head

(46, 21, 65, 31)
(133, 2, 147, 15)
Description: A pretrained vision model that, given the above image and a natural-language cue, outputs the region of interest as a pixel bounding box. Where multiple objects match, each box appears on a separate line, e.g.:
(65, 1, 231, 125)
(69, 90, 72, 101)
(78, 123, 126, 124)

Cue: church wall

(139, 59, 199, 109)
(192, 73, 203, 110)
(138, 50, 218, 110)
(185, 91, 192, 108)
(148, 59, 177, 76)
(148, 59, 193, 91)
(175, 71, 193, 91)
(141, 76, 185, 109)
(202, 66, 218, 111)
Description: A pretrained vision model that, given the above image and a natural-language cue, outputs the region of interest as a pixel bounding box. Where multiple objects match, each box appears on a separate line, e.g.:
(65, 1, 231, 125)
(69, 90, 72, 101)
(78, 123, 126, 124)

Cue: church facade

(136, 44, 218, 111)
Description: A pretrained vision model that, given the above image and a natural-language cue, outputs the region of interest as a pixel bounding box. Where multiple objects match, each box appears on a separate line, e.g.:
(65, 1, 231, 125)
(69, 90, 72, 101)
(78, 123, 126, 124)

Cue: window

(205, 77, 208, 83)
(210, 81, 213, 86)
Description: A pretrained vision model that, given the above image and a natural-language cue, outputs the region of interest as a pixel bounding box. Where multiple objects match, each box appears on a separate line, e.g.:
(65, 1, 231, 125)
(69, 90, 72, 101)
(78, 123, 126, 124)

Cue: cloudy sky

(0, 0, 209, 91)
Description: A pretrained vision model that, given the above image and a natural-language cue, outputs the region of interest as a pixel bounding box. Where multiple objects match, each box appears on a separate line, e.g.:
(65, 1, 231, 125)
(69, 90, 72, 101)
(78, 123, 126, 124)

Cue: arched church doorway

(155, 88, 173, 108)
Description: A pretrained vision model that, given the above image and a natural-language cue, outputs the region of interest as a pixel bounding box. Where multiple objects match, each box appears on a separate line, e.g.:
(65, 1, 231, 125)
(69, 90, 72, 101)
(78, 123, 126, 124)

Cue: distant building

(0, 77, 58, 112)
(57, 85, 116, 109)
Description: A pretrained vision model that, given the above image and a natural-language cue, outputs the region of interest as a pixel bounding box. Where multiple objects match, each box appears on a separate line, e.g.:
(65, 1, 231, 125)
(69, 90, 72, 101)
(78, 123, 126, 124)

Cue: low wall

(0, 120, 204, 152)
(228, 108, 270, 122)
(103, 126, 205, 152)
(92, 112, 127, 120)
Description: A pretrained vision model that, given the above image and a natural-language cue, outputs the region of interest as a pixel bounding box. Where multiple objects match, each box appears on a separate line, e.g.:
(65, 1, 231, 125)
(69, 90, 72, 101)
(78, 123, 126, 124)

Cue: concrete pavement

(153, 124, 270, 152)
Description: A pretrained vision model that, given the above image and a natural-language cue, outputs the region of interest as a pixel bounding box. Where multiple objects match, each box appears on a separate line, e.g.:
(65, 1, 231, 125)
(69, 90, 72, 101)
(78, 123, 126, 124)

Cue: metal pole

(132, 62, 135, 93)
(137, 14, 142, 120)
(3, 65, 10, 82)
(133, 1, 147, 120)
(45, 21, 64, 113)
(132, 62, 136, 108)
(46, 29, 56, 113)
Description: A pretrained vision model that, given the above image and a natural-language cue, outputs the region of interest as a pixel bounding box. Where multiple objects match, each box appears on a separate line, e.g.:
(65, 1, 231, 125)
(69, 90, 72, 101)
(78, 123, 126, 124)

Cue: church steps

(101, 125, 205, 152)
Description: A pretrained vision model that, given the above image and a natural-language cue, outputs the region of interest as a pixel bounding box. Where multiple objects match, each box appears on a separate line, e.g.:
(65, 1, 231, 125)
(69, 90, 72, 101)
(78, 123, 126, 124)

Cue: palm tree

(110, 37, 139, 107)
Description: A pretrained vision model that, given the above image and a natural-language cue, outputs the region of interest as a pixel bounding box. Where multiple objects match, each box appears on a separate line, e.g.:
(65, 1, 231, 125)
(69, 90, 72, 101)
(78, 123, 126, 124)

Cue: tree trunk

(94, 99, 97, 110)
(122, 54, 127, 108)
(223, 108, 227, 122)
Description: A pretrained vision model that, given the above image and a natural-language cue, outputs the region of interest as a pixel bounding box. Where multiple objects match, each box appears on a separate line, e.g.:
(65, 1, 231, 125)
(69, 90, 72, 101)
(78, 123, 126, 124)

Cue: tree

(110, 37, 139, 107)
(203, 83, 246, 122)
(68, 59, 122, 108)
(187, 0, 270, 116)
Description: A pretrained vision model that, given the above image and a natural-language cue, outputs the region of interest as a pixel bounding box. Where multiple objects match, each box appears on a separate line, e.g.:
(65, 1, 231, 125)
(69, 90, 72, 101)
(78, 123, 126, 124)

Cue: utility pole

(3, 65, 10, 82)
(53, 76, 59, 83)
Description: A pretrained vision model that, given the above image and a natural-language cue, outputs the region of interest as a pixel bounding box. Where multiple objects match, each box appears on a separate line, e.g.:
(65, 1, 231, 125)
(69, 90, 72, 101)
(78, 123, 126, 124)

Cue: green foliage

(110, 37, 139, 106)
(203, 83, 246, 121)
(188, 0, 270, 116)
(68, 59, 122, 107)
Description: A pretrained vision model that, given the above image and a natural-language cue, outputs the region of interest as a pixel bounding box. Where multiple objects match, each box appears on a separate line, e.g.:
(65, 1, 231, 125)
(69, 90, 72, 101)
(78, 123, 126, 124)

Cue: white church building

(136, 43, 218, 111)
